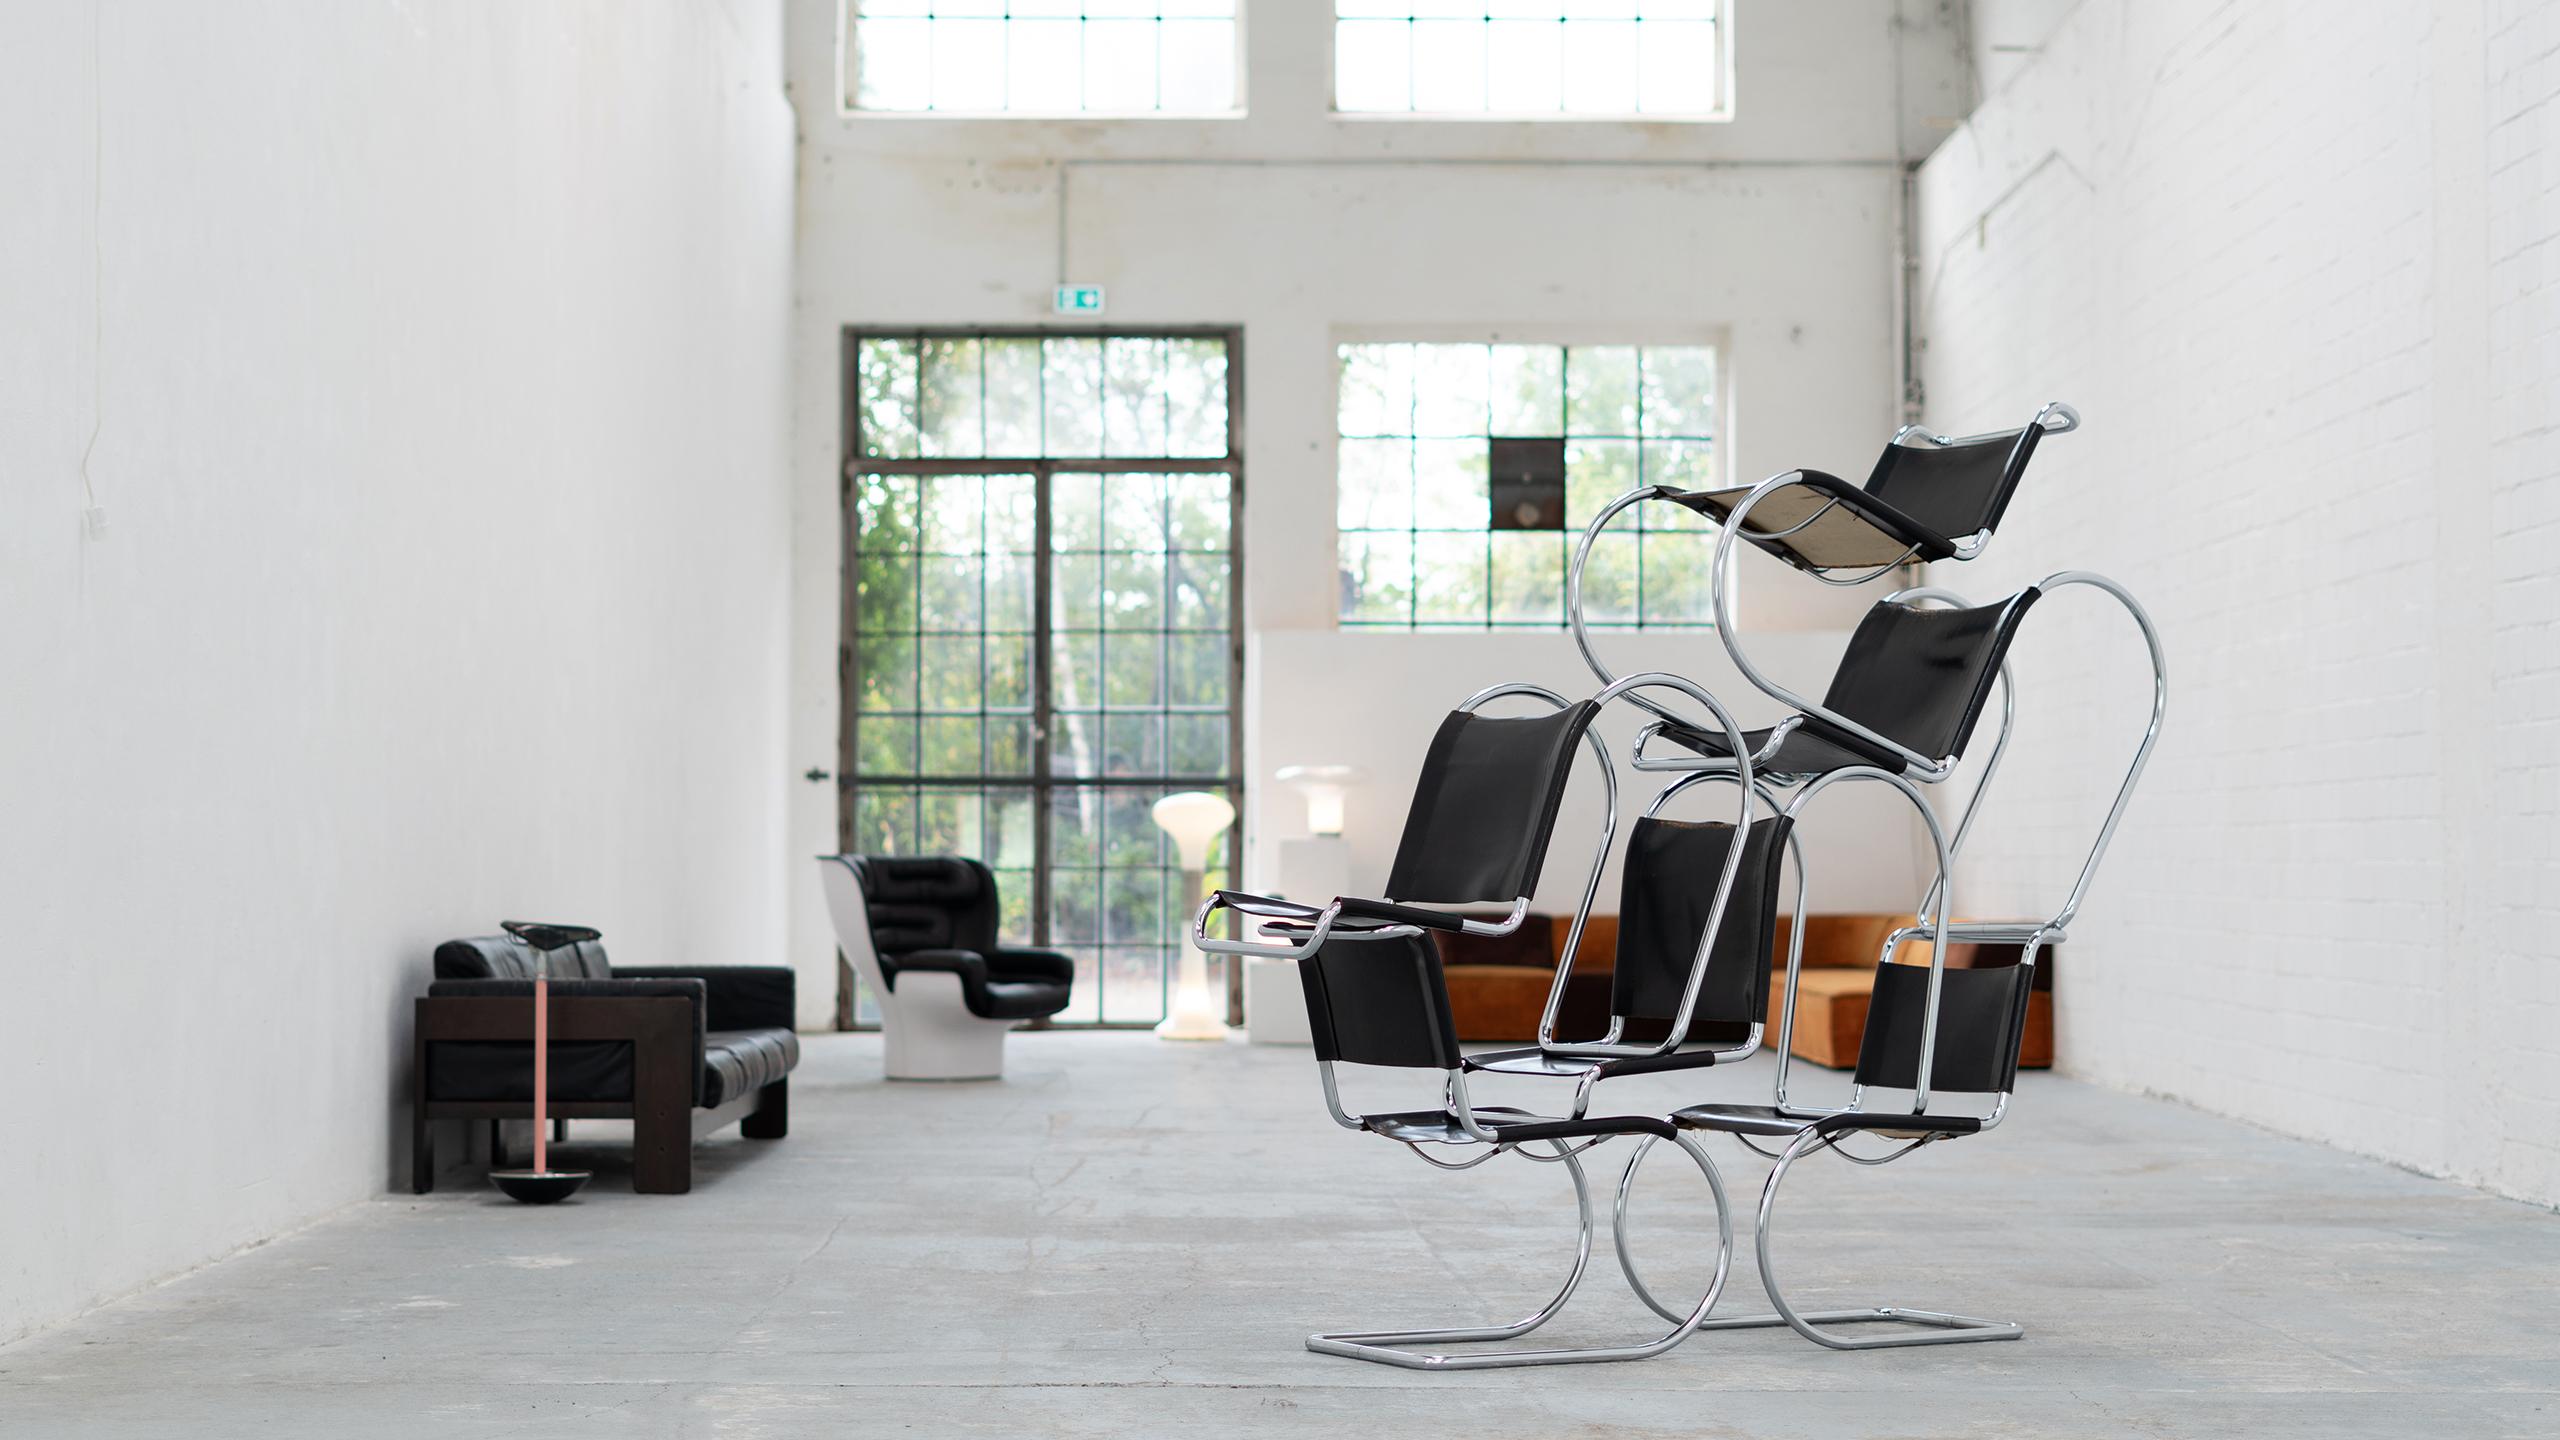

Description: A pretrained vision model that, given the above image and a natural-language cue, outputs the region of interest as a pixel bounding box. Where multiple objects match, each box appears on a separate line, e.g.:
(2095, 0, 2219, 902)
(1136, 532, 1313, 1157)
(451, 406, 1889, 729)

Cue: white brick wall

(1915, 0, 2560, 1205)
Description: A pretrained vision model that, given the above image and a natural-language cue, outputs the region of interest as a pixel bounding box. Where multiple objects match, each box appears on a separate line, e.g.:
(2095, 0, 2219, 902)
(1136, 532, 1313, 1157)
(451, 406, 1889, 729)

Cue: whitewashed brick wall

(1915, 0, 2560, 1205)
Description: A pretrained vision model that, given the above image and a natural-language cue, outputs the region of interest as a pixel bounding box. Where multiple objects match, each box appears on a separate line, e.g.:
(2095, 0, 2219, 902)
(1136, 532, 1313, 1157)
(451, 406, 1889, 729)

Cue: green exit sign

(1053, 284, 1106, 315)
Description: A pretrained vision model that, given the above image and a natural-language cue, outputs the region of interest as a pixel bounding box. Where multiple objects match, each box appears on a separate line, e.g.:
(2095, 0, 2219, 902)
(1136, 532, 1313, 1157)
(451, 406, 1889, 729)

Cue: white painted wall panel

(0, 1, 795, 1341)
(1915, 0, 2560, 1206)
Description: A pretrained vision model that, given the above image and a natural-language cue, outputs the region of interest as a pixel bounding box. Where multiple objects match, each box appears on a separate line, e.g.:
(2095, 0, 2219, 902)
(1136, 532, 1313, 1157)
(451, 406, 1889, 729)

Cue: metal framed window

(1333, 2, 1730, 119)
(1336, 340, 1719, 629)
(842, 328, 1244, 1029)
(845, 1, 1242, 115)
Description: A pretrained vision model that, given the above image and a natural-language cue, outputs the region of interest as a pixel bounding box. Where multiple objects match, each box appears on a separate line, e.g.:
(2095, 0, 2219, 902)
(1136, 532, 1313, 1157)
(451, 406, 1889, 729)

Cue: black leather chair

(1292, 931, 1738, 1371)
(412, 933, 796, 1194)
(816, 855, 1073, 1080)
(1194, 695, 1605, 961)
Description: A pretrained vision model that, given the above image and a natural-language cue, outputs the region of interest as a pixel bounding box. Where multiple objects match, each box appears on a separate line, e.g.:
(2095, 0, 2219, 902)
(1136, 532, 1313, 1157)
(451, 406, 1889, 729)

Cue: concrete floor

(5, 1033, 2556, 1438)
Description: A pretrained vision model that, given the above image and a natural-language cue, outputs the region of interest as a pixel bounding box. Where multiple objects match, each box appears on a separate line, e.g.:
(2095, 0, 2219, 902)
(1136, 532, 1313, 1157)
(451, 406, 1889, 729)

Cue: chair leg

(1666, 1129, 2023, 1349)
(1306, 1133, 1734, 1371)
(412, 1112, 435, 1195)
(741, 1079, 789, 1139)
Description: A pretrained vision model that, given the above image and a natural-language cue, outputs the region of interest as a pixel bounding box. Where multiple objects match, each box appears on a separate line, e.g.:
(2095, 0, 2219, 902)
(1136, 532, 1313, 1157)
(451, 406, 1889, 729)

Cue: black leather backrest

(434, 934, 613, 981)
(850, 854, 998, 956)
(1852, 960, 2037, 1095)
(1612, 815, 1790, 1028)
(1820, 589, 2039, 764)
(1862, 423, 2039, 542)
(1384, 701, 1600, 905)
(1299, 935, 1462, 1071)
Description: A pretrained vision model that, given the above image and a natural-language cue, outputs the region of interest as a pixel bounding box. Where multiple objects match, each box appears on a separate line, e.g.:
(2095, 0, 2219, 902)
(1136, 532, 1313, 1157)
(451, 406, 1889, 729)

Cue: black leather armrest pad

(428, 977, 704, 1004)
(611, 966, 796, 1032)
(1333, 896, 1473, 933)
(1789, 711, 1915, 771)
(987, 947, 1076, 984)
(885, 948, 987, 993)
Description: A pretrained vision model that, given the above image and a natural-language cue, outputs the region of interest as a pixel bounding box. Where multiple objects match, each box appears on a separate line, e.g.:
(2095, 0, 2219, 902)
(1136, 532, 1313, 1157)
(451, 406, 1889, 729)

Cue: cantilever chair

(1652, 400, 2079, 579)
(1610, 571, 2169, 1353)
(1295, 932, 1738, 1370)
(1193, 691, 1606, 963)
(816, 855, 1073, 1081)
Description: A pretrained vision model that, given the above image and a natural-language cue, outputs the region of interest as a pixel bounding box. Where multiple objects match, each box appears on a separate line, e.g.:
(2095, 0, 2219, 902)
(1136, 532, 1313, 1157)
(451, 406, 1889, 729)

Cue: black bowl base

(490, 1169, 591, 1204)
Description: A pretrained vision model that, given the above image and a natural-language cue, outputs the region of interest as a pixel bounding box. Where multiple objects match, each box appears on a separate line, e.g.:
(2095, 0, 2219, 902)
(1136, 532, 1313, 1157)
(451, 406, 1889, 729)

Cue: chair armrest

(610, 966, 796, 1032)
(1333, 896, 1472, 934)
(417, 979, 708, 1105)
(884, 948, 987, 994)
(986, 947, 1076, 985)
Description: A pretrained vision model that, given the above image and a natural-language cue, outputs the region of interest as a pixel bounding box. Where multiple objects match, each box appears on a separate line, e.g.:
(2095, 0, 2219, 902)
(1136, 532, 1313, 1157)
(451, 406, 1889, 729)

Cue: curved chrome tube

(1308, 1132, 1735, 1370)
(2034, 572, 2166, 931)
(1708, 478, 1955, 783)
(1883, 583, 2017, 921)
(1768, 764, 1956, 1115)
(1535, 671, 1757, 1060)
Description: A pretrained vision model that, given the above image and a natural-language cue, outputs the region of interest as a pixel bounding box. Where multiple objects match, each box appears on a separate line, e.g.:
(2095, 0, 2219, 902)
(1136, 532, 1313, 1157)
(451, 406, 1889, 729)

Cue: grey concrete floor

(5, 1032, 2557, 1438)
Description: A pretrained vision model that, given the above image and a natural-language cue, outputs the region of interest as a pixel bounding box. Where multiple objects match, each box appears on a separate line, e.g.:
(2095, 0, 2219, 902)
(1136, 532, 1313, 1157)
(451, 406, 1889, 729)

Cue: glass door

(840, 331, 1242, 1028)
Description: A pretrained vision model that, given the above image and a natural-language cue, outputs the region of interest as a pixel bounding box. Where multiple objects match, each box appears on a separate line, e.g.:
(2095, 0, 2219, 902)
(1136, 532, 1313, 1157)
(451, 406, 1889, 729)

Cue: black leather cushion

(854, 855, 998, 956)
(891, 948, 1074, 1021)
(1384, 701, 1600, 905)
(437, 934, 613, 981)
(612, 965, 796, 1033)
(703, 1028, 800, 1108)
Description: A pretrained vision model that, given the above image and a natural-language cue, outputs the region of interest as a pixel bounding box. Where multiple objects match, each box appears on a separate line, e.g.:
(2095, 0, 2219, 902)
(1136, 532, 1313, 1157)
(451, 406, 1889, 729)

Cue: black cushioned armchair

(412, 934, 797, 1194)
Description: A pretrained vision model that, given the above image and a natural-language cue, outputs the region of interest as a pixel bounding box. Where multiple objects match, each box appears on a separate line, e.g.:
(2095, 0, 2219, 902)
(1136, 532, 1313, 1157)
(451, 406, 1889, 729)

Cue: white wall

(1915, 0, 2560, 1206)
(785, 1, 1974, 1004)
(0, 2, 796, 1342)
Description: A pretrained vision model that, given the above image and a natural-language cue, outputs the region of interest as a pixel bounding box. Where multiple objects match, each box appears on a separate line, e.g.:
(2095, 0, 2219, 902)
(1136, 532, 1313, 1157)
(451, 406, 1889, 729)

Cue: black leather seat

(848, 857, 1073, 1022)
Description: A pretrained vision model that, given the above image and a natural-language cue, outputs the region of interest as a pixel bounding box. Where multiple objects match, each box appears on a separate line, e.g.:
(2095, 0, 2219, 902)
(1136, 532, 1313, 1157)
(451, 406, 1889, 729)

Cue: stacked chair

(1195, 401, 2167, 1367)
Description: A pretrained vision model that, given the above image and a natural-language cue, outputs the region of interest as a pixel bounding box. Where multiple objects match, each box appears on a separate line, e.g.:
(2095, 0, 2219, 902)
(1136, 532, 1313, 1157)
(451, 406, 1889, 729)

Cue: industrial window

(1333, 2, 1726, 117)
(1336, 341, 1718, 629)
(845, 330, 1243, 1028)
(847, 1, 1241, 114)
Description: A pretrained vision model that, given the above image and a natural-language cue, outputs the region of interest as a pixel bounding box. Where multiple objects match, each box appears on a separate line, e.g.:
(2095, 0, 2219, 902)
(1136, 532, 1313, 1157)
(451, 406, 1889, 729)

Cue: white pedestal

(1275, 836, 1353, 903)
(1244, 956, 1311, 1046)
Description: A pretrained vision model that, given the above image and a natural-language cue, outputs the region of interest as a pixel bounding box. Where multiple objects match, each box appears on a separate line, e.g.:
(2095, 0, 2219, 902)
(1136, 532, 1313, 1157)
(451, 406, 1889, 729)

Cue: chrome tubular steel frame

(1187, 685, 1608, 963)
(1304, 1119, 1736, 1371)
(1612, 1123, 2026, 1350)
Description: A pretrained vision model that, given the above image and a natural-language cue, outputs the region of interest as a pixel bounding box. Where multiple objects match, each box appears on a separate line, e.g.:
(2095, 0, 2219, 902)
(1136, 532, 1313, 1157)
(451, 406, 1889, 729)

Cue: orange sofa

(1440, 913, 2052, 1070)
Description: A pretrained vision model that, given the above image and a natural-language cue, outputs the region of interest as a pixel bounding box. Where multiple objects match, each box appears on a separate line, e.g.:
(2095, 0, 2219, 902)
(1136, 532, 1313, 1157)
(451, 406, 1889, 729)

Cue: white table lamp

(1275, 764, 1363, 836)
(1152, 790, 1236, 1042)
